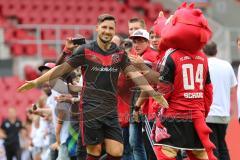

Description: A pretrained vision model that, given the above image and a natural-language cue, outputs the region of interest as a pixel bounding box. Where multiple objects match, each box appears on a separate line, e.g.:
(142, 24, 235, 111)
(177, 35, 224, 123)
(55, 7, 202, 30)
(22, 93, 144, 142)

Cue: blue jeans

(122, 127, 134, 160)
(129, 122, 147, 160)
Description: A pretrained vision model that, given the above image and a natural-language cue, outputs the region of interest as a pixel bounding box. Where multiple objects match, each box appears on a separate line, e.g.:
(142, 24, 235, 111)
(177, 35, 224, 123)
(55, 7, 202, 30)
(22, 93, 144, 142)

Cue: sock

(105, 154, 122, 160)
(86, 154, 100, 160)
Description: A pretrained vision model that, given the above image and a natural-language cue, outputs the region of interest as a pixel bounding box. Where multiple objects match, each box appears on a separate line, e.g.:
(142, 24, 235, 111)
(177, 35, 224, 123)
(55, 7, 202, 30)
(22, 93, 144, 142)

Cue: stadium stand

(0, 76, 41, 123)
(0, 0, 169, 59)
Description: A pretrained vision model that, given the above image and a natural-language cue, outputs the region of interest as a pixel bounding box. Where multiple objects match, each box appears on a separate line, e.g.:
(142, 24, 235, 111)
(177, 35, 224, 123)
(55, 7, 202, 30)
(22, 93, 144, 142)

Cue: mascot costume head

(159, 2, 212, 53)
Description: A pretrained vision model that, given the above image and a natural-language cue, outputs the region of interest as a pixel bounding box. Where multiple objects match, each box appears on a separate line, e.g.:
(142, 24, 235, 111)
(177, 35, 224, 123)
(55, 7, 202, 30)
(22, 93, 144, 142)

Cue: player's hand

(51, 142, 60, 150)
(152, 94, 168, 108)
(55, 94, 73, 103)
(65, 38, 79, 51)
(17, 80, 38, 92)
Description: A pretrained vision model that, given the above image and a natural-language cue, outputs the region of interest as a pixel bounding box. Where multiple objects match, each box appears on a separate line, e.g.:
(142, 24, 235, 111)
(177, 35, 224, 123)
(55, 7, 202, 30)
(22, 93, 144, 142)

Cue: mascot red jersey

(152, 2, 216, 160)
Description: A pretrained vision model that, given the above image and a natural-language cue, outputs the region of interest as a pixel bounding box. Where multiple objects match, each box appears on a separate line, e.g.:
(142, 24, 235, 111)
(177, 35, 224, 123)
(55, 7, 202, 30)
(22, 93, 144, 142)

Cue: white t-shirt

(207, 57, 237, 117)
(47, 89, 70, 144)
(31, 117, 49, 147)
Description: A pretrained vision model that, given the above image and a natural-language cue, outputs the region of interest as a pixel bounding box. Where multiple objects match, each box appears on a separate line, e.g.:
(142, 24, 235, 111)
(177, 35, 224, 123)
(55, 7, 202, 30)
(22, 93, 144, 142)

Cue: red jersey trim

(84, 48, 124, 66)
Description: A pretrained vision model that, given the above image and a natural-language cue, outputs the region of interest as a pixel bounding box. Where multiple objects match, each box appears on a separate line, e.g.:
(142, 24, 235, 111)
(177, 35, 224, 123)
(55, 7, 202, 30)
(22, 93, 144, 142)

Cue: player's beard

(99, 35, 112, 44)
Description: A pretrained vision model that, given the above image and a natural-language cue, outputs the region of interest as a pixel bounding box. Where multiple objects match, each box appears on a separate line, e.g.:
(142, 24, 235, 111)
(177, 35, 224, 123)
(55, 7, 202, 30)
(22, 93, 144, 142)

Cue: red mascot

(151, 2, 216, 160)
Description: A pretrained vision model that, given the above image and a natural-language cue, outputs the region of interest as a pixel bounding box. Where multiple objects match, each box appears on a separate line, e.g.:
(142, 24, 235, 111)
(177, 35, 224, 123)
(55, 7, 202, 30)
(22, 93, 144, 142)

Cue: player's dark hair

(203, 41, 217, 57)
(97, 14, 116, 24)
(128, 17, 146, 29)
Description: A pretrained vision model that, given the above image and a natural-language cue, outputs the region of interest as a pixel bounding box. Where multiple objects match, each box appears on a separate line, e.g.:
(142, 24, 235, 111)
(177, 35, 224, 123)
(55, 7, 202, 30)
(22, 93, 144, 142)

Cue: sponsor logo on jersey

(91, 66, 118, 72)
(112, 54, 121, 64)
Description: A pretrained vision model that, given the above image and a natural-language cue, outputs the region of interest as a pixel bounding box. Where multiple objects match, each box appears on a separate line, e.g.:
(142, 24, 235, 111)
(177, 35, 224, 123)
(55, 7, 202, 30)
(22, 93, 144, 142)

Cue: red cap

(38, 62, 56, 72)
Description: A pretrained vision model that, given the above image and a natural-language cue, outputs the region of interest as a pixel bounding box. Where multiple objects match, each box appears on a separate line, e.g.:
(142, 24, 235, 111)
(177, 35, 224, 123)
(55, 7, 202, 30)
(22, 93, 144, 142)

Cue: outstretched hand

(152, 94, 168, 108)
(17, 80, 38, 92)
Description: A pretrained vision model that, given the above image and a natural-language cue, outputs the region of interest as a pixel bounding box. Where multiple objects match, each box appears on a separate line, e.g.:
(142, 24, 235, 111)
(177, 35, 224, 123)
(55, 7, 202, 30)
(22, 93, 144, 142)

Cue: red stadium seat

(11, 44, 24, 56)
(1, 0, 166, 59)
(42, 29, 56, 40)
(41, 45, 57, 60)
(0, 75, 41, 122)
(14, 94, 28, 107)
(24, 65, 39, 80)
(1, 2, 19, 17)
(145, 3, 164, 21)
(25, 89, 42, 106)
(0, 105, 8, 122)
(0, 17, 6, 27)
(62, 14, 76, 25)
(127, 0, 148, 9)
(75, 17, 84, 25)
(1, 94, 15, 108)
(2, 76, 21, 90)
(79, 29, 93, 39)
(25, 44, 37, 56)
(61, 29, 75, 40)
(0, 80, 4, 91)
(4, 28, 15, 42)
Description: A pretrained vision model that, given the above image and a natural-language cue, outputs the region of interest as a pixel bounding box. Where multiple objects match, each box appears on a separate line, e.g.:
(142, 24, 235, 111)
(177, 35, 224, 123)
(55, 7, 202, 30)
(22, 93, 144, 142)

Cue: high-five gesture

(18, 62, 74, 92)
(18, 80, 38, 92)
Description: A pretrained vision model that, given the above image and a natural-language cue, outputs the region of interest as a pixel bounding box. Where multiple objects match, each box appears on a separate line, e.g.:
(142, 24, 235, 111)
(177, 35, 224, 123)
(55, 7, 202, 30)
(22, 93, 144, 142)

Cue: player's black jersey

(67, 41, 130, 110)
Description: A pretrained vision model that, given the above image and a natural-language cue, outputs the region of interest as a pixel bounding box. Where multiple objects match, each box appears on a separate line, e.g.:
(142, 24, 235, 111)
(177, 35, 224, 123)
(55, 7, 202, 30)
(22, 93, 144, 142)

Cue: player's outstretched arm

(128, 55, 160, 84)
(18, 62, 74, 92)
(124, 65, 168, 108)
(135, 92, 148, 108)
